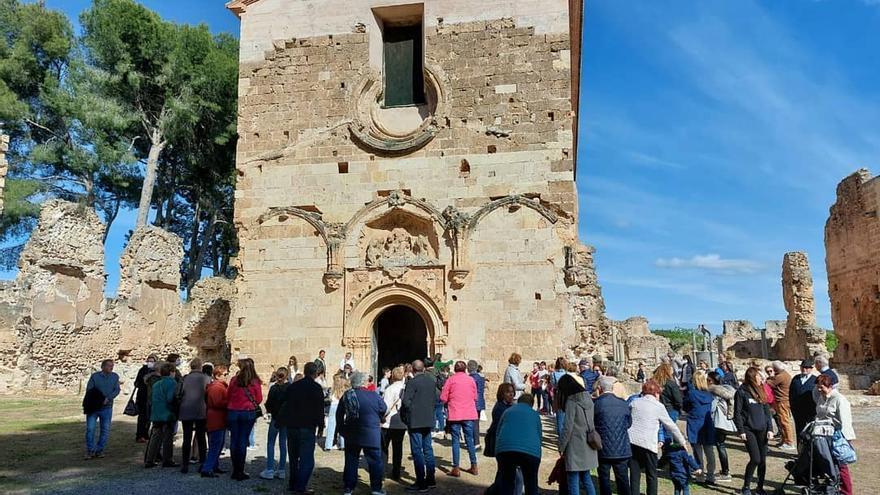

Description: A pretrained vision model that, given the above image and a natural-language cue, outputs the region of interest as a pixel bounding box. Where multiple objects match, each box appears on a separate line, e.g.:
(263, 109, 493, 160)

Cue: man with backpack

(83, 359, 120, 460)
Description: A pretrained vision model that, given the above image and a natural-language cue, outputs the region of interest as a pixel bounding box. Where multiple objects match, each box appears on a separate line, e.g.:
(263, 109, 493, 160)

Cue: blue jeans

(450, 421, 477, 468)
(287, 427, 316, 492)
(567, 470, 597, 495)
(202, 429, 226, 473)
(324, 402, 344, 449)
(434, 402, 446, 432)
(85, 406, 112, 453)
(556, 410, 566, 439)
(228, 410, 256, 475)
(344, 444, 383, 492)
(267, 420, 287, 471)
(673, 480, 689, 495)
(409, 428, 436, 488)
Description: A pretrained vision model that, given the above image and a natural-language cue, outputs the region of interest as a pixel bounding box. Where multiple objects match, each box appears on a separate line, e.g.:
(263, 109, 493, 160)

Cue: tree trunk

(135, 127, 165, 228)
(187, 209, 217, 298)
(101, 199, 120, 244)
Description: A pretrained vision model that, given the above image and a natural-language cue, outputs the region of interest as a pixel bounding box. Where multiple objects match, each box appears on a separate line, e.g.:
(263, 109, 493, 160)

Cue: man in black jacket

(401, 360, 439, 492)
(789, 359, 817, 448)
(278, 362, 324, 494)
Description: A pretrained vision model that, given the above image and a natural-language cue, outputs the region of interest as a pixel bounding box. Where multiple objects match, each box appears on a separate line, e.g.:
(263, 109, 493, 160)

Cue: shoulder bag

(123, 389, 139, 416)
(831, 429, 857, 464)
(712, 397, 737, 433)
(243, 384, 264, 418)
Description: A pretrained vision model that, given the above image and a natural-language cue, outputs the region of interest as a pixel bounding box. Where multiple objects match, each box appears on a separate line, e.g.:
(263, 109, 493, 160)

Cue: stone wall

(0, 200, 237, 392)
(826, 169, 880, 364)
(609, 316, 671, 364)
(774, 252, 827, 359)
(230, 0, 598, 377)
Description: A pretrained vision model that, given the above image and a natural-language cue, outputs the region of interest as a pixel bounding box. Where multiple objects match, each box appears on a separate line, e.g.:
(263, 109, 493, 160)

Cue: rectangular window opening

(381, 15, 425, 108)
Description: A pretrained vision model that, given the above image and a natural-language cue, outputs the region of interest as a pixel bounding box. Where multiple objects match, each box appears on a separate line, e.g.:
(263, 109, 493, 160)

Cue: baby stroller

(774, 419, 840, 495)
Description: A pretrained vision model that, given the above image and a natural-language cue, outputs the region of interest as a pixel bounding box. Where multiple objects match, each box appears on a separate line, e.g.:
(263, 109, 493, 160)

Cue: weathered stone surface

(721, 320, 772, 358)
(610, 316, 670, 364)
(826, 169, 880, 363)
(230, 1, 594, 377)
(0, 200, 237, 391)
(775, 252, 827, 359)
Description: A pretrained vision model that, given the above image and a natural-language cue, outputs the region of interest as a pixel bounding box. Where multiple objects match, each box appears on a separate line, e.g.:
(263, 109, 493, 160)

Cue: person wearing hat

(788, 359, 817, 448)
(578, 358, 600, 397)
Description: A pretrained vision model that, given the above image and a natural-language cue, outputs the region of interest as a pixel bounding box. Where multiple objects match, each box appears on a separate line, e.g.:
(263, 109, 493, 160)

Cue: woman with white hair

(336, 371, 388, 495)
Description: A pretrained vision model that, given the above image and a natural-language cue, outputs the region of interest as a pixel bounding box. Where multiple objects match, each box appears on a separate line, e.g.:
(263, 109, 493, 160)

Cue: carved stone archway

(343, 284, 447, 375)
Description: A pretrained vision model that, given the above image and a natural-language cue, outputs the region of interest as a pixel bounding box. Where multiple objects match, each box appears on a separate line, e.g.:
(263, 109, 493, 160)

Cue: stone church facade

(227, 0, 603, 376)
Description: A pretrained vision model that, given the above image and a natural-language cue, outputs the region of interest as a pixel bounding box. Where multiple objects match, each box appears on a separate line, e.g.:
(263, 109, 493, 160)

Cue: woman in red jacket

(227, 358, 263, 480)
(201, 365, 229, 477)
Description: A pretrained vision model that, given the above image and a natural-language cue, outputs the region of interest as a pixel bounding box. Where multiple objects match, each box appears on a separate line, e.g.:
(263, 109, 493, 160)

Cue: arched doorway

(373, 305, 428, 373)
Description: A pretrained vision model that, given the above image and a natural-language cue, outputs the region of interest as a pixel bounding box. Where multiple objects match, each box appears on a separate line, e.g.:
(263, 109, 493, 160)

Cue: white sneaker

(275, 469, 285, 479)
(780, 443, 796, 451)
(259, 469, 274, 479)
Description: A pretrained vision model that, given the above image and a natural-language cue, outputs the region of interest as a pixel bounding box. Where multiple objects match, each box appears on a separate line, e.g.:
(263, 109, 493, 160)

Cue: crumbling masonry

(826, 169, 880, 363)
(0, 200, 235, 391)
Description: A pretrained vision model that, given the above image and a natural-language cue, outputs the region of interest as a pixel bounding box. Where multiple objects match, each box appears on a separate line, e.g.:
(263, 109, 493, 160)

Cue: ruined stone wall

(0, 200, 237, 391)
(826, 169, 880, 363)
(231, 0, 593, 376)
(775, 252, 826, 359)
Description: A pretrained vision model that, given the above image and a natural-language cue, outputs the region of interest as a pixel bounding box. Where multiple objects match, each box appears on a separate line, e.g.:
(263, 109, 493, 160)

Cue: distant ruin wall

(774, 252, 826, 359)
(0, 200, 237, 392)
(826, 169, 880, 363)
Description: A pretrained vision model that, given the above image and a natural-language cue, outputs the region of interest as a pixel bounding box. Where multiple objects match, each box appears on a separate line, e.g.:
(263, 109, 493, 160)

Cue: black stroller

(774, 419, 840, 495)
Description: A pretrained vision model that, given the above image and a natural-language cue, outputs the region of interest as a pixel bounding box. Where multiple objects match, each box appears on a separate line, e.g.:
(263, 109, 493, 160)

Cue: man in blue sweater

(578, 359, 600, 396)
(84, 359, 120, 459)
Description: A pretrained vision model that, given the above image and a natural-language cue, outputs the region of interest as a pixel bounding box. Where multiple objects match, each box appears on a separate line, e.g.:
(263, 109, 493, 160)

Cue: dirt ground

(0, 395, 875, 494)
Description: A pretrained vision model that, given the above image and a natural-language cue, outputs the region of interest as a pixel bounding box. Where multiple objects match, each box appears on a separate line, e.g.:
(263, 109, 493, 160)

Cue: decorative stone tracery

(254, 192, 567, 293)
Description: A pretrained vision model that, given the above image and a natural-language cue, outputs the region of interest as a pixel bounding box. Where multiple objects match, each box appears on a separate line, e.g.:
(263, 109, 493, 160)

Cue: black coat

(660, 378, 683, 414)
(83, 388, 105, 415)
(277, 376, 324, 429)
(789, 374, 817, 423)
(401, 372, 438, 430)
(134, 365, 150, 405)
(733, 387, 773, 433)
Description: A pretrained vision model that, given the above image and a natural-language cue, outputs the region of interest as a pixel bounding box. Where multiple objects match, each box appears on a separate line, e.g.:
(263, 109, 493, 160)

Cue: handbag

(831, 429, 857, 464)
(587, 429, 603, 451)
(483, 424, 497, 458)
(123, 389, 139, 416)
(712, 397, 737, 433)
(243, 385, 264, 418)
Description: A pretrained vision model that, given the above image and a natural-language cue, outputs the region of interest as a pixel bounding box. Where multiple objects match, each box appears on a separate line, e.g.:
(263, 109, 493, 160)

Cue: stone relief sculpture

(364, 228, 437, 268)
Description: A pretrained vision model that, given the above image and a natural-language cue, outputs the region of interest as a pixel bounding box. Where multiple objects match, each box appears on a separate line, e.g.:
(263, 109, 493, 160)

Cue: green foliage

(0, 0, 239, 291)
(652, 328, 698, 352)
(826, 331, 838, 353)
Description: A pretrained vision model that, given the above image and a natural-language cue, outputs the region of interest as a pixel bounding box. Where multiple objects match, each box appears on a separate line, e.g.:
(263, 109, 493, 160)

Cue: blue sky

(6, 1, 879, 331)
(579, 1, 880, 330)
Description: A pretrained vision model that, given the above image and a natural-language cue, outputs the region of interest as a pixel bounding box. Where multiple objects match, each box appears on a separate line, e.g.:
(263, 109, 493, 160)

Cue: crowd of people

(80, 348, 859, 495)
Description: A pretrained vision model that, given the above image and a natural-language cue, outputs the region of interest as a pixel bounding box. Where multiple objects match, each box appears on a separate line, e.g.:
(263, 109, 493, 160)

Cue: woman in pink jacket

(441, 360, 479, 477)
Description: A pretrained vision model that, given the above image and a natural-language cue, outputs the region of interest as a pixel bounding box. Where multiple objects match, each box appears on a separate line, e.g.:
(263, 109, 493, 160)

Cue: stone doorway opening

(373, 305, 428, 374)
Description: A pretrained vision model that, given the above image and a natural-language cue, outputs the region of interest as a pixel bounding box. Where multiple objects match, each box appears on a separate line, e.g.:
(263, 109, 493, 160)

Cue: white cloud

(655, 254, 762, 274)
(604, 276, 749, 306)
